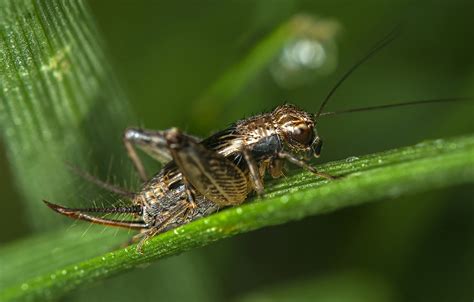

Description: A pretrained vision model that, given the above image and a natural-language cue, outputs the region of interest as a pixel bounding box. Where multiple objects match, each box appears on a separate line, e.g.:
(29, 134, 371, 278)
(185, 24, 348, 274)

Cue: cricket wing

(169, 133, 248, 206)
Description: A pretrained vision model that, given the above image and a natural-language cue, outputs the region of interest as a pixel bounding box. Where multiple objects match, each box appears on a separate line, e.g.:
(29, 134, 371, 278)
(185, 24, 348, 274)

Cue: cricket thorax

(207, 104, 315, 157)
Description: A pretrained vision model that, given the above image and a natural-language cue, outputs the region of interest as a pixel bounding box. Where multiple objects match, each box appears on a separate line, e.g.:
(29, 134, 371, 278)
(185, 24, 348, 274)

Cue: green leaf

(1, 135, 473, 301)
(1, 1, 473, 302)
(0, 0, 133, 230)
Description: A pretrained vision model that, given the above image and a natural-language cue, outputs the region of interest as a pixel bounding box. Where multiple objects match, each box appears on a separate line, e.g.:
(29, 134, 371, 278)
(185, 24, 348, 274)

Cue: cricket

(43, 30, 467, 251)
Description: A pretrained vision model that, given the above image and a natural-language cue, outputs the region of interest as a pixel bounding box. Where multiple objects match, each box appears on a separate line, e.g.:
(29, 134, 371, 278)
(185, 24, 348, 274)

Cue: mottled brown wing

(170, 135, 248, 206)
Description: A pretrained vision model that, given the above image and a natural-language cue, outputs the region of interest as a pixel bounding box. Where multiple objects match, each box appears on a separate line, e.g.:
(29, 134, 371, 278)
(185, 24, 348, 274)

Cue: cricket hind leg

(123, 128, 204, 182)
(124, 127, 203, 207)
(277, 151, 336, 180)
(123, 128, 172, 182)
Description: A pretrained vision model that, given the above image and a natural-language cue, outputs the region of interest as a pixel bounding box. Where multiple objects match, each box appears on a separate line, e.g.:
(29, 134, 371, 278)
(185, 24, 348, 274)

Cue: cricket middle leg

(242, 149, 265, 196)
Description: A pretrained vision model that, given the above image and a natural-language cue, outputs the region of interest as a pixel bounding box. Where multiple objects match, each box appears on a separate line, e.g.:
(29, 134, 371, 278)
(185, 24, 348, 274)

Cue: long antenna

(314, 27, 400, 120)
(319, 97, 471, 117)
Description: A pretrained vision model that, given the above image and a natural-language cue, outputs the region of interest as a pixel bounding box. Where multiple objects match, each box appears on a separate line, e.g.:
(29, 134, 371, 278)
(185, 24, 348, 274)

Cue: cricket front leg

(123, 128, 173, 182)
(277, 151, 335, 180)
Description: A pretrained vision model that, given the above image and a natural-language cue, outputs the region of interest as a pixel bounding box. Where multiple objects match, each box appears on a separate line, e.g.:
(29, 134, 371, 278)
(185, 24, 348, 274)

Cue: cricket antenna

(318, 97, 472, 117)
(43, 200, 147, 229)
(314, 27, 400, 121)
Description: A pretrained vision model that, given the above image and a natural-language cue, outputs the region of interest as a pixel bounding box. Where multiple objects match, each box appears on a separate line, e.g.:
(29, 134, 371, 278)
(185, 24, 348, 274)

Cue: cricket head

(272, 104, 323, 158)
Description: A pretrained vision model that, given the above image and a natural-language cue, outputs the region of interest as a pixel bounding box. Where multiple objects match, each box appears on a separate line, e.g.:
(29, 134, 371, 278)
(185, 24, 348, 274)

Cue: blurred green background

(0, 0, 473, 301)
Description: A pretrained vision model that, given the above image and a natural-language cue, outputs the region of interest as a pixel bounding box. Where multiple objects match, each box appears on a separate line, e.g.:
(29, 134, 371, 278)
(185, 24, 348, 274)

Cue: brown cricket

(44, 103, 333, 250)
(44, 30, 467, 251)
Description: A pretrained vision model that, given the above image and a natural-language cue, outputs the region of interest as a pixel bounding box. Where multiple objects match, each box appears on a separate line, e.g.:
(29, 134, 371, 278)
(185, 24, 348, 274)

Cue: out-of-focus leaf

(191, 14, 339, 129)
(0, 0, 133, 230)
(234, 271, 397, 302)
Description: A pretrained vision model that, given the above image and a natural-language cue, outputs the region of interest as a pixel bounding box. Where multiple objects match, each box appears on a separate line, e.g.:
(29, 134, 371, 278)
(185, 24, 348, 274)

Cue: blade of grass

(0, 135, 473, 301)
(0, 226, 129, 291)
(0, 0, 133, 230)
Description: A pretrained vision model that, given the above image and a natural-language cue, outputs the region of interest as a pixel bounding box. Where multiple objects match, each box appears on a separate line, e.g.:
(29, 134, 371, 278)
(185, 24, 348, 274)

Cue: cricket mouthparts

(42, 200, 148, 230)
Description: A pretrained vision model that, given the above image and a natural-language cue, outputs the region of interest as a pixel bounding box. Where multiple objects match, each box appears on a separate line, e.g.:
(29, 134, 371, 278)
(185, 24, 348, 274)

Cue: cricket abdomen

(135, 163, 219, 228)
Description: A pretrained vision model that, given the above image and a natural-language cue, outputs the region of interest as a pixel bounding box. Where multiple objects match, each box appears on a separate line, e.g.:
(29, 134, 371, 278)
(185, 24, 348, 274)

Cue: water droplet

(173, 229, 179, 235)
(101, 256, 106, 261)
(73, 266, 79, 271)
(207, 227, 217, 233)
(346, 156, 359, 163)
(236, 208, 243, 214)
(61, 270, 67, 275)
(433, 139, 445, 148)
(416, 141, 428, 147)
(377, 159, 383, 164)
(21, 283, 29, 290)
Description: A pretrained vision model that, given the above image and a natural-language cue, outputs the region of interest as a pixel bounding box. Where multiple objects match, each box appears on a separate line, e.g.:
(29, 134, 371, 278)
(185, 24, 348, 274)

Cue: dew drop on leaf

(346, 156, 360, 163)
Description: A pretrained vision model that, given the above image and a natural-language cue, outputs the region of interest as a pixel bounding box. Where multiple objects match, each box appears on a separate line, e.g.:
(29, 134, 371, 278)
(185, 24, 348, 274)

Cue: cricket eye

(289, 125, 314, 146)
